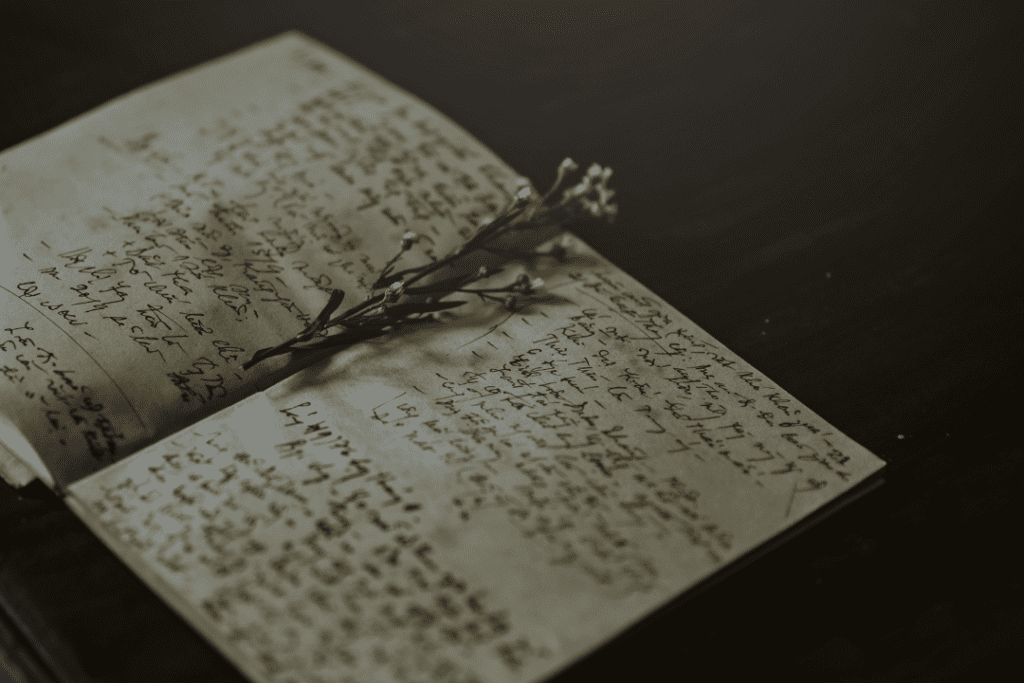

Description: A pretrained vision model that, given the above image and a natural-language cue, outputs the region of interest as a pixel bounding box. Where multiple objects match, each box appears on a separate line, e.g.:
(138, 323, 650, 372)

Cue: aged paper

(0, 32, 522, 486)
(67, 235, 885, 683)
(0, 440, 35, 488)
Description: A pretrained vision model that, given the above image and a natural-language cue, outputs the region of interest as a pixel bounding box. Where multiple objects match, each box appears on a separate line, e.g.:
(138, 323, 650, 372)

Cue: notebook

(0, 32, 884, 683)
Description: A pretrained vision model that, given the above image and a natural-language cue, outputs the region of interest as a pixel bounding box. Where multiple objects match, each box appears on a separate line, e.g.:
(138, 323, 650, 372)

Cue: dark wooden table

(1, 2, 1020, 681)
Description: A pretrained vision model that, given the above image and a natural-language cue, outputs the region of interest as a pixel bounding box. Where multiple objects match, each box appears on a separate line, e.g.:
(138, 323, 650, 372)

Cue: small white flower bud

(530, 278, 545, 292)
(560, 158, 579, 172)
(597, 186, 615, 205)
(477, 265, 489, 279)
(400, 231, 419, 250)
(384, 280, 405, 302)
(587, 163, 602, 178)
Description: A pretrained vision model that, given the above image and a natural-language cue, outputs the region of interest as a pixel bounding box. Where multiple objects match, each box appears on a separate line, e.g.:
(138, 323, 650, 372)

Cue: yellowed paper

(68, 235, 884, 683)
(0, 440, 35, 488)
(0, 32, 522, 485)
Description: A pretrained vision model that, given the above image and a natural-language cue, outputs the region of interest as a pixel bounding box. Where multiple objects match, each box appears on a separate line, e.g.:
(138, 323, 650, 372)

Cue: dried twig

(243, 159, 617, 370)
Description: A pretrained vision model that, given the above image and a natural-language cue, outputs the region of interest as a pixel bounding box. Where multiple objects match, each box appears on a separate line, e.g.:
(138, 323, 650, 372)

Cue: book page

(0, 441, 35, 488)
(67, 235, 884, 683)
(0, 31, 522, 486)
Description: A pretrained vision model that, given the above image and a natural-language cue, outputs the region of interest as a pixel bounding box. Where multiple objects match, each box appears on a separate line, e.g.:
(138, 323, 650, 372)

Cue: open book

(0, 32, 884, 683)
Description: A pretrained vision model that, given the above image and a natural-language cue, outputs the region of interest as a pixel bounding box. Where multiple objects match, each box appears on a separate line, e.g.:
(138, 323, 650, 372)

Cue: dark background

(1, 1, 1021, 681)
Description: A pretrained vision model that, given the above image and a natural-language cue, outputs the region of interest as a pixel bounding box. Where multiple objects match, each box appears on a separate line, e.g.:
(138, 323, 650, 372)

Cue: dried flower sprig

(242, 159, 617, 370)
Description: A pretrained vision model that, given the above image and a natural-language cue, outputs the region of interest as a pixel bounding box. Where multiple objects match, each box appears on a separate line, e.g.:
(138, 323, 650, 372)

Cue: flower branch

(242, 158, 617, 370)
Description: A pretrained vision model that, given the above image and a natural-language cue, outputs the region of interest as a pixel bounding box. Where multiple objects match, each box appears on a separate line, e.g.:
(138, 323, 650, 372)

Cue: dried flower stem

(242, 159, 617, 370)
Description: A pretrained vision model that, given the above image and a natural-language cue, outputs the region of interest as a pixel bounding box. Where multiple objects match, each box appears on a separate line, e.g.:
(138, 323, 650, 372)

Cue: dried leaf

(293, 326, 393, 351)
(297, 289, 346, 340)
(382, 299, 467, 317)
(241, 340, 295, 370)
(406, 267, 504, 297)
